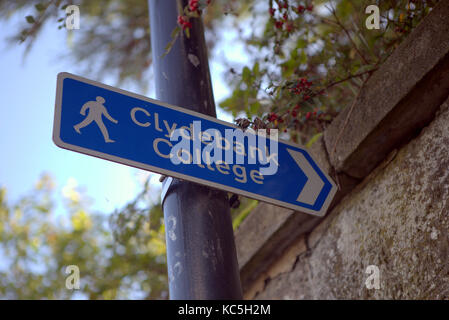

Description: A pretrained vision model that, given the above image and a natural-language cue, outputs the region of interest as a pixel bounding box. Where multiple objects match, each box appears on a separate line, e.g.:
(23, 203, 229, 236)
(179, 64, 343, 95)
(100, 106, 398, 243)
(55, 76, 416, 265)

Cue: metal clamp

(160, 176, 174, 205)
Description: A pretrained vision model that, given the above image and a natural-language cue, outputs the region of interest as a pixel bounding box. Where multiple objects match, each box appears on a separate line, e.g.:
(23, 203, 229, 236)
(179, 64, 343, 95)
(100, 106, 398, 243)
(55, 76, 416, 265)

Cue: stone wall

(235, 1, 449, 299)
(245, 99, 449, 300)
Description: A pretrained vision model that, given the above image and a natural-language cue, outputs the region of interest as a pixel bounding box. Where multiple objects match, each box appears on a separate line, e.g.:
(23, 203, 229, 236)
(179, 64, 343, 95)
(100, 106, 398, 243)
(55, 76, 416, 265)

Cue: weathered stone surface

(324, 0, 449, 179)
(243, 236, 308, 299)
(236, 1, 449, 287)
(235, 136, 359, 293)
(235, 202, 293, 270)
(235, 202, 320, 293)
(237, 2, 449, 300)
(252, 98, 449, 299)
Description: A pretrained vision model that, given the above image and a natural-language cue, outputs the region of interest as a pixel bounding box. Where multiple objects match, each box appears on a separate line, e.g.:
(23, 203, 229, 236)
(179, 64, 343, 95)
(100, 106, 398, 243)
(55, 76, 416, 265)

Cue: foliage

(231, 198, 258, 230)
(0, 174, 167, 299)
(217, 0, 439, 144)
(0, 0, 151, 88)
(1, 0, 438, 142)
(0, 0, 441, 298)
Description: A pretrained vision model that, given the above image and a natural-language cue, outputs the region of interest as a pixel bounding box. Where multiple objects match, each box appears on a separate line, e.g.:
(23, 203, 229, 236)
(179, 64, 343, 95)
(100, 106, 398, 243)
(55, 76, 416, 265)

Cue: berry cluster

(268, 112, 279, 122)
(189, 0, 200, 12)
(270, 1, 314, 33)
(290, 78, 312, 96)
(296, 4, 313, 14)
(178, 0, 212, 31)
(267, 105, 324, 131)
(290, 104, 301, 117)
(265, 107, 325, 135)
(265, 76, 323, 130)
(188, 0, 212, 13)
(271, 1, 291, 32)
(275, 20, 284, 29)
(264, 76, 330, 134)
(177, 15, 192, 30)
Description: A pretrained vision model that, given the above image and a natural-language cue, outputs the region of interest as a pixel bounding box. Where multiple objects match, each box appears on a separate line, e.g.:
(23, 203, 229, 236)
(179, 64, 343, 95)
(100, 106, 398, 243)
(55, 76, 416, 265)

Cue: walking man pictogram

(73, 96, 118, 143)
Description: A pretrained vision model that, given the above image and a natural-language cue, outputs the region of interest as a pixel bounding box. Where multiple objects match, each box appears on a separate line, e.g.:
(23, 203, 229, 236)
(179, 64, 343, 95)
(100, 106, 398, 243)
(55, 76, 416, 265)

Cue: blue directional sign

(53, 72, 337, 216)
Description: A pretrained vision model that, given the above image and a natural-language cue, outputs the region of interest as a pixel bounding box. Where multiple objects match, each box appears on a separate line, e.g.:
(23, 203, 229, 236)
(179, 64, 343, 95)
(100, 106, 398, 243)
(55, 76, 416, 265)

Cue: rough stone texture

(237, 3, 449, 297)
(235, 203, 294, 270)
(248, 99, 449, 300)
(324, 0, 449, 179)
(235, 136, 359, 293)
(235, 202, 320, 293)
(243, 236, 308, 300)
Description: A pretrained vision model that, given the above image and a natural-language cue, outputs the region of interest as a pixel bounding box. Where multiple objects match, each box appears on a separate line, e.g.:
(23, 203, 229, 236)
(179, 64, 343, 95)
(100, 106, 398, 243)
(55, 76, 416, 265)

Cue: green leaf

(25, 16, 35, 24)
(253, 62, 260, 77)
(171, 26, 180, 38)
(291, 48, 298, 59)
(306, 132, 323, 148)
(242, 66, 251, 84)
(35, 3, 46, 12)
(250, 101, 261, 115)
(282, 59, 296, 78)
(336, 0, 353, 19)
(233, 200, 258, 230)
(220, 97, 238, 112)
(296, 38, 307, 49)
(299, 50, 307, 64)
(161, 27, 180, 58)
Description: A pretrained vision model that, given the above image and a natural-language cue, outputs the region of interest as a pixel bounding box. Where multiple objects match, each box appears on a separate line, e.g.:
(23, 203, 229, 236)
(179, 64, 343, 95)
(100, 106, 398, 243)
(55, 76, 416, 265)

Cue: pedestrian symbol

(73, 96, 118, 143)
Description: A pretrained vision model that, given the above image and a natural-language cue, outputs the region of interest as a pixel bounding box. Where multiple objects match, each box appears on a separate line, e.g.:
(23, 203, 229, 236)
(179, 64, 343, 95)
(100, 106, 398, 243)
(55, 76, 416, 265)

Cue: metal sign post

(148, 0, 242, 299)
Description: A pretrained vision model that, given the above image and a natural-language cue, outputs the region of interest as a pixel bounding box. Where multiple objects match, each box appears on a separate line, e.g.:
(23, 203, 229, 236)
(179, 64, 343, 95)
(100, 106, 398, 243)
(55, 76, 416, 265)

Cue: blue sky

(0, 14, 241, 214)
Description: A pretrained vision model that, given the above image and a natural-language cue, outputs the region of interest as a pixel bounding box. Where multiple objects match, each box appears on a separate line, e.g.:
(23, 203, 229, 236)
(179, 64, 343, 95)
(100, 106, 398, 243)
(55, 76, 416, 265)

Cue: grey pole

(149, 0, 243, 299)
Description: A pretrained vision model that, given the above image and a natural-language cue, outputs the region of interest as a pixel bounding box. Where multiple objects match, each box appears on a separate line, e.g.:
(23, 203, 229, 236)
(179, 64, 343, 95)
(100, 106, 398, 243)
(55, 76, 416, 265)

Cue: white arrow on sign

(287, 149, 325, 206)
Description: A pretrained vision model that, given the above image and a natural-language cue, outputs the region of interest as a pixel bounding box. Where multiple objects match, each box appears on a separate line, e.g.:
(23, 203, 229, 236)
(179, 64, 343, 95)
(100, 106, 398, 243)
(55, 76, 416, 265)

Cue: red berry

(178, 15, 192, 30)
(306, 112, 311, 120)
(268, 113, 278, 122)
(299, 78, 308, 87)
(291, 110, 297, 117)
(297, 5, 305, 13)
(275, 20, 284, 29)
(269, 8, 275, 16)
(189, 0, 199, 12)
